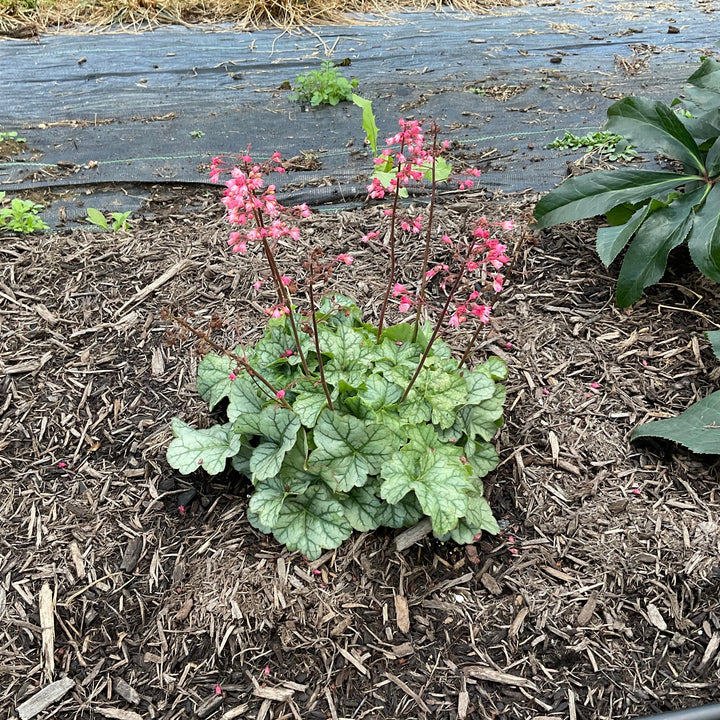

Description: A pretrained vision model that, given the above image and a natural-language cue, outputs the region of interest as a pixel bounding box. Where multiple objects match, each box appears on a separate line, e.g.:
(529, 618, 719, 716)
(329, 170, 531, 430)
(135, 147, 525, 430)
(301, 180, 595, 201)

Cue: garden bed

(1, 185, 719, 719)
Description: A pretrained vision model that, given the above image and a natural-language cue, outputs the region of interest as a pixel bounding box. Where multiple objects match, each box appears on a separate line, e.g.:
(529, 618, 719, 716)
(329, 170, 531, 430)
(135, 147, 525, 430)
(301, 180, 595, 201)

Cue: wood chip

(115, 257, 191, 317)
(394, 517, 432, 552)
(253, 687, 294, 702)
(480, 573, 502, 595)
(68, 542, 86, 580)
(96, 708, 144, 720)
(4, 351, 53, 375)
(196, 695, 224, 718)
(16, 677, 75, 720)
(120, 536, 143, 573)
(220, 704, 250, 720)
(463, 665, 539, 691)
(35, 303, 58, 325)
(646, 603, 668, 631)
(174, 596, 194, 622)
(388, 642, 414, 658)
(575, 593, 598, 627)
(113, 676, 140, 705)
(698, 633, 720, 673)
(336, 645, 369, 677)
(394, 594, 410, 633)
(39, 582, 55, 682)
(384, 672, 430, 713)
(541, 565, 576, 582)
(508, 606, 529, 640)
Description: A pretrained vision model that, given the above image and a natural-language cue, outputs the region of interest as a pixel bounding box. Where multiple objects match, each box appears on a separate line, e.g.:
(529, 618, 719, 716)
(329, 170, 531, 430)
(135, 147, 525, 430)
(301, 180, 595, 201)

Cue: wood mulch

(1, 184, 719, 720)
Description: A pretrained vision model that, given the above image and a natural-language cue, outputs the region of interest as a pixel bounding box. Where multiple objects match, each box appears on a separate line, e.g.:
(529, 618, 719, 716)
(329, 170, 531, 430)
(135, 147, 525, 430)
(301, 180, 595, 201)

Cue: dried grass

(0, 0, 525, 34)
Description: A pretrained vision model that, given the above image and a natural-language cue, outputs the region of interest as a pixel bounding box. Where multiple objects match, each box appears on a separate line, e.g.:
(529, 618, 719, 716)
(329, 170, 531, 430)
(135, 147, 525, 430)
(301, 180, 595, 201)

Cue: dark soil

(1, 184, 719, 720)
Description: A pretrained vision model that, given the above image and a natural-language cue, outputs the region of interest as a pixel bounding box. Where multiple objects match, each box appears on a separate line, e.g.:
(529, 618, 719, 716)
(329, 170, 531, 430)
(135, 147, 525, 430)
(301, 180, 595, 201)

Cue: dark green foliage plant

(292, 59, 358, 106)
(534, 58, 720, 307)
(632, 330, 720, 454)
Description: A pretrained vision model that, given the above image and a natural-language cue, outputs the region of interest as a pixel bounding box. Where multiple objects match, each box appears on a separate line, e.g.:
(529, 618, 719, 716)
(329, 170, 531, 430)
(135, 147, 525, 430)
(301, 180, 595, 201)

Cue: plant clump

(167, 120, 514, 559)
(292, 59, 358, 107)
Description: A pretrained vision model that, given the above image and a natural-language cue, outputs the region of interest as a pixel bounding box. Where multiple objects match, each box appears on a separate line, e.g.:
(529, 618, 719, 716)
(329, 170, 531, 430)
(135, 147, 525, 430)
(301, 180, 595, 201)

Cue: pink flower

(398, 296, 413, 313)
(361, 231, 379, 243)
(58, 462, 67, 468)
(280, 275, 292, 286)
(178, 505, 186, 515)
(493, 274, 504, 293)
(252, 280, 263, 291)
(392, 283, 406, 297)
(215, 685, 222, 696)
(229, 372, 237, 381)
(505, 342, 513, 349)
(336, 254, 354, 265)
(276, 389, 286, 400)
(590, 382, 600, 389)
(263, 666, 271, 676)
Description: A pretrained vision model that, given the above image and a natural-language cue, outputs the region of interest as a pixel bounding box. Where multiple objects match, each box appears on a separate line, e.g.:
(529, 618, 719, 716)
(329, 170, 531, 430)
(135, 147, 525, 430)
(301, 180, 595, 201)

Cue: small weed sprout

(86, 208, 132, 232)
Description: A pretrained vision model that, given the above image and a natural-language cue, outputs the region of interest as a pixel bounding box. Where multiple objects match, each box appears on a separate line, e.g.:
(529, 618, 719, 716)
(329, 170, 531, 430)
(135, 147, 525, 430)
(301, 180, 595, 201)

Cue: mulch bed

(1, 183, 719, 720)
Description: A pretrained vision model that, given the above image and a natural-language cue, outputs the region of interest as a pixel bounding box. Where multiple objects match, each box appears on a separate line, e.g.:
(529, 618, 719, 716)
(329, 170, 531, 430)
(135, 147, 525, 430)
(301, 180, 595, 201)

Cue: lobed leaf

(310, 410, 398, 491)
(271, 484, 353, 560)
(458, 384, 506, 441)
(234, 407, 301, 482)
(380, 429, 473, 536)
(167, 419, 242, 475)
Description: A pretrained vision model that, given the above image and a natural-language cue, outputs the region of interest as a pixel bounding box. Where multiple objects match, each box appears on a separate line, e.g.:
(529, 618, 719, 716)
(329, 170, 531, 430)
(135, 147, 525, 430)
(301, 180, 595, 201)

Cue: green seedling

(190, 130, 205, 139)
(0, 131, 26, 143)
(86, 208, 132, 232)
(0, 191, 48, 233)
(548, 131, 638, 161)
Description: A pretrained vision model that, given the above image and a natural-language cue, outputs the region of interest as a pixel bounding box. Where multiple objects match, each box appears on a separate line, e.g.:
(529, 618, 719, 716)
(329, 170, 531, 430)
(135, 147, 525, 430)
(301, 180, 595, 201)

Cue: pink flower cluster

(367, 119, 435, 199)
(210, 153, 311, 255)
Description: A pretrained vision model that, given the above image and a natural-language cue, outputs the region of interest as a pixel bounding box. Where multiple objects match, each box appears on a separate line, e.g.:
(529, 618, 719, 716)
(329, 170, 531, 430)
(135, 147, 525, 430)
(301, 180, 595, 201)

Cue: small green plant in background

(190, 130, 205, 139)
(292, 59, 359, 106)
(86, 208, 131, 232)
(632, 330, 720, 453)
(535, 57, 720, 307)
(548, 131, 638, 161)
(0, 191, 48, 234)
(0, 131, 26, 143)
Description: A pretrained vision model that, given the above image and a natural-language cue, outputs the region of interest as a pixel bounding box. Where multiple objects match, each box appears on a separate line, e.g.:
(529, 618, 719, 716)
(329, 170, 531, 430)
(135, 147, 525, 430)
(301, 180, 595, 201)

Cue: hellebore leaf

(631, 390, 720, 454)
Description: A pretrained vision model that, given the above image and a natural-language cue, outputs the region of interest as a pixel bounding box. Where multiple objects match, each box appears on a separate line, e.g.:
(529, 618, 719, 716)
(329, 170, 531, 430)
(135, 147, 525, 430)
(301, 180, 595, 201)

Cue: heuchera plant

(166, 121, 514, 559)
